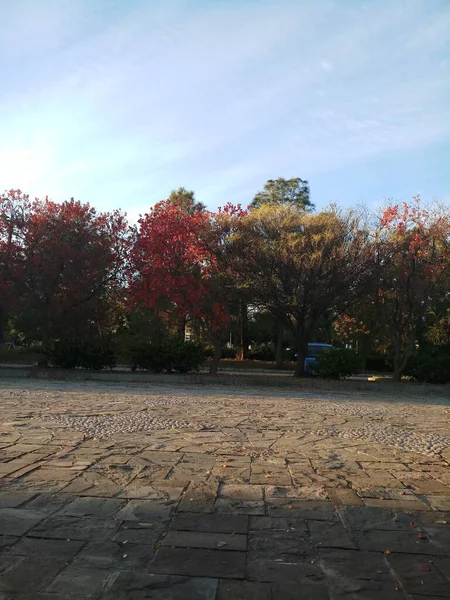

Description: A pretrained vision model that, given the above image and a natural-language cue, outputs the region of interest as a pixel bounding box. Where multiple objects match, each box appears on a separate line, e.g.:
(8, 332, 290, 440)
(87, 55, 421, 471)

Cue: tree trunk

(294, 342, 308, 377)
(293, 321, 310, 377)
(275, 318, 284, 368)
(393, 334, 414, 382)
(0, 305, 3, 345)
(209, 339, 222, 375)
(236, 301, 249, 360)
(392, 337, 403, 382)
(177, 312, 186, 341)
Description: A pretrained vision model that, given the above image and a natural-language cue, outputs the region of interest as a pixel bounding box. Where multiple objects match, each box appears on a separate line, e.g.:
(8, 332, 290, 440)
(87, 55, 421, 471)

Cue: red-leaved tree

(374, 197, 450, 380)
(1, 192, 129, 343)
(129, 199, 237, 373)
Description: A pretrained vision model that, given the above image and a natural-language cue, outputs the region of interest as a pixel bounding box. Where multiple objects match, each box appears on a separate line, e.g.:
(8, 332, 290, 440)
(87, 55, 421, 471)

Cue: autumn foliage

(129, 199, 234, 359)
(1, 186, 449, 381)
(374, 198, 450, 379)
(1, 190, 129, 344)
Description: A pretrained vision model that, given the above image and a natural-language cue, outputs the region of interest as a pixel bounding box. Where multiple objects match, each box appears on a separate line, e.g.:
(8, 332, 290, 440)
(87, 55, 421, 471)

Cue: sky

(1, 0, 449, 221)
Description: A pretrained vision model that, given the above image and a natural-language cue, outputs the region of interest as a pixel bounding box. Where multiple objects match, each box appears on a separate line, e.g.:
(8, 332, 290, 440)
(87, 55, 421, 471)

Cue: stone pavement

(0, 380, 450, 599)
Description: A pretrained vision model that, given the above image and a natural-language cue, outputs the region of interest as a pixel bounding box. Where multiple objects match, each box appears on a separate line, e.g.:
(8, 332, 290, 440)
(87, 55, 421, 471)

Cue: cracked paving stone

(178, 482, 219, 513)
(0, 508, 47, 536)
(101, 572, 219, 600)
(353, 529, 446, 555)
(162, 530, 247, 551)
(6, 537, 84, 560)
(217, 579, 271, 600)
(325, 578, 406, 600)
(266, 499, 339, 520)
(421, 527, 450, 554)
(317, 548, 394, 582)
(28, 515, 121, 541)
(0, 555, 72, 594)
(386, 553, 450, 597)
(46, 566, 119, 597)
(58, 496, 126, 518)
(249, 515, 309, 532)
(0, 491, 37, 509)
(248, 530, 310, 559)
(117, 483, 184, 501)
(214, 499, 265, 515)
(170, 512, 248, 534)
(338, 506, 417, 532)
(114, 499, 176, 524)
(17, 492, 75, 515)
(113, 523, 164, 546)
(246, 559, 323, 584)
(0, 536, 19, 551)
(218, 484, 263, 501)
(71, 540, 156, 570)
(271, 582, 330, 599)
(308, 520, 357, 550)
(150, 547, 246, 579)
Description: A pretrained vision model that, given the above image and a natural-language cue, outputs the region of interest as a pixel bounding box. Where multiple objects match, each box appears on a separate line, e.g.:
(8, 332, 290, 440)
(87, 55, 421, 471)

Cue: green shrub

(404, 346, 450, 384)
(44, 337, 117, 370)
(247, 343, 275, 361)
(364, 354, 393, 373)
(0, 344, 44, 364)
(221, 346, 237, 359)
(44, 339, 81, 369)
(79, 341, 116, 371)
(204, 345, 236, 360)
(316, 348, 361, 380)
(125, 338, 204, 373)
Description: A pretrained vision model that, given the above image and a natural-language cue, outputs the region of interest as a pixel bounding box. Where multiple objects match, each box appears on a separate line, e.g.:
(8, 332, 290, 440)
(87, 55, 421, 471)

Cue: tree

(0, 190, 31, 343)
(5, 196, 129, 344)
(250, 177, 313, 365)
(373, 198, 450, 381)
(226, 203, 370, 376)
(251, 177, 313, 211)
(129, 198, 235, 374)
(168, 187, 206, 215)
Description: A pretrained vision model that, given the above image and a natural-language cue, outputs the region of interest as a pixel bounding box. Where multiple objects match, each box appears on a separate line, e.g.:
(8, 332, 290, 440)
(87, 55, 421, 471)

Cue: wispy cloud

(0, 0, 449, 213)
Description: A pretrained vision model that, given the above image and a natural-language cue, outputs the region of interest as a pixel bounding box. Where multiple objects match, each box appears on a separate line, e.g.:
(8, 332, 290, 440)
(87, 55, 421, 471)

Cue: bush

(364, 354, 393, 373)
(316, 348, 361, 380)
(44, 337, 117, 370)
(247, 343, 275, 361)
(221, 346, 237, 359)
(404, 346, 450, 384)
(125, 338, 204, 373)
(0, 344, 43, 364)
(203, 345, 237, 359)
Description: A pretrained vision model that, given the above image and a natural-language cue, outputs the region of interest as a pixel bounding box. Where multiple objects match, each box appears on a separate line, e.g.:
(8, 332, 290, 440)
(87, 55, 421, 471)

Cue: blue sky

(1, 0, 449, 220)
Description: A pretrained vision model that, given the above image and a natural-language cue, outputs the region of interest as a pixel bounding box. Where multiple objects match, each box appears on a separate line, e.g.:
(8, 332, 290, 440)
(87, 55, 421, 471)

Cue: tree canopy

(251, 177, 313, 211)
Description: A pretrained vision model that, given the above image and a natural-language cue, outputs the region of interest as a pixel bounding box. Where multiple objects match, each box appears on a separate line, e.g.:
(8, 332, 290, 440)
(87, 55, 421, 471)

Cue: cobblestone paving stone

(0, 380, 450, 599)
